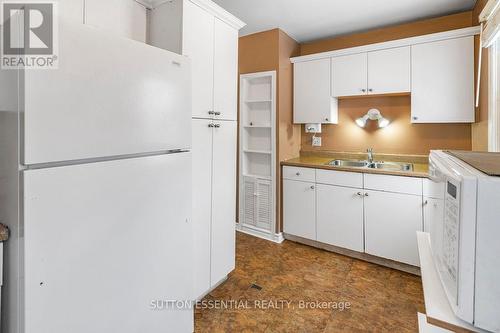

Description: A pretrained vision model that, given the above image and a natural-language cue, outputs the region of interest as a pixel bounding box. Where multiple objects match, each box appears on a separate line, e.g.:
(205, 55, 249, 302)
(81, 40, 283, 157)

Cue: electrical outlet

(312, 136, 322, 147)
(305, 123, 322, 134)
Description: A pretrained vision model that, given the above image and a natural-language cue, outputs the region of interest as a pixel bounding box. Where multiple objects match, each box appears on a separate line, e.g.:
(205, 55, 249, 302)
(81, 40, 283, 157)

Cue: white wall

(56, 0, 85, 23)
(85, 0, 148, 43)
(148, 0, 183, 53)
(55, 0, 148, 43)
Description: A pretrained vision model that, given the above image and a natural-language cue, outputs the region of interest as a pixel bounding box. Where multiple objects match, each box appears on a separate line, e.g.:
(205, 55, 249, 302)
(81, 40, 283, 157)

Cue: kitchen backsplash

(301, 95, 472, 155)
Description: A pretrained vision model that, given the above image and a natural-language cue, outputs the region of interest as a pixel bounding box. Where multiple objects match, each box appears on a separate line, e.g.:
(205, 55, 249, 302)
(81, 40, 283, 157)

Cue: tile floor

(195, 232, 425, 332)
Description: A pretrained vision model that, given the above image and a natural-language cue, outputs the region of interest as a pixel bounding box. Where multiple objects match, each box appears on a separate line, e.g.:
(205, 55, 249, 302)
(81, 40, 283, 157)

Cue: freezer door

(23, 153, 193, 333)
(23, 21, 191, 165)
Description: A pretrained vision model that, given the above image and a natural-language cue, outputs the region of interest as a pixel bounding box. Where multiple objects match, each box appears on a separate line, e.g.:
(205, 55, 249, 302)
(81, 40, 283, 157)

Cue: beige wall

(300, 12, 473, 55)
(277, 30, 301, 232)
(299, 11, 478, 154)
(238, 9, 490, 230)
(301, 96, 472, 155)
(238, 29, 301, 231)
(239, 29, 279, 74)
(237, 29, 280, 226)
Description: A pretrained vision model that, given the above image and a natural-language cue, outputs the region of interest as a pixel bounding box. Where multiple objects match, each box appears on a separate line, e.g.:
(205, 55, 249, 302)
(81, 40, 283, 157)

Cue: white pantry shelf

(243, 124, 271, 128)
(242, 173, 271, 181)
(239, 71, 277, 242)
(244, 99, 272, 103)
(243, 149, 272, 155)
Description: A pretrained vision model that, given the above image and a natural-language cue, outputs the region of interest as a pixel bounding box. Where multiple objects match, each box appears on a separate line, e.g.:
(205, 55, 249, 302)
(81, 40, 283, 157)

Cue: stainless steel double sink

(327, 159, 413, 172)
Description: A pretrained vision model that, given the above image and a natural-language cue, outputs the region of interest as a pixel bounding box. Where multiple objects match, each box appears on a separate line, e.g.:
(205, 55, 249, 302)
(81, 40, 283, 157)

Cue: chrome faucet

(367, 148, 374, 163)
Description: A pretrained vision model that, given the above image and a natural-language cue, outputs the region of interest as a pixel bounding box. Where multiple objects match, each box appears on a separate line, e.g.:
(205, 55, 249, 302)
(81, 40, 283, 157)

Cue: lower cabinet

(316, 184, 364, 252)
(283, 166, 425, 268)
(242, 177, 273, 231)
(364, 190, 423, 266)
(283, 179, 316, 240)
(423, 197, 444, 233)
(424, 197, 445, 261)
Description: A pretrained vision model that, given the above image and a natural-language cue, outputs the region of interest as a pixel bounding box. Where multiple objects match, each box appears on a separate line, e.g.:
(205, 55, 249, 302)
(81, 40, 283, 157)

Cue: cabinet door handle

(325, 118, 329, 122)
(412, 116, 418, 121)
(424, 200, 429, 206)
(208, 123, 214, 128)
(208, 111, 215, 115)
(296, 172, 300, 176)
(310, 185, 315, 190)
(361, 88, 366, 93)
(368, 88, 373, 92)
(214, 123, 221, 128)
(364, 193, 369, 197)
(357, 192, 363, 197)
(214, 111, 221, 116)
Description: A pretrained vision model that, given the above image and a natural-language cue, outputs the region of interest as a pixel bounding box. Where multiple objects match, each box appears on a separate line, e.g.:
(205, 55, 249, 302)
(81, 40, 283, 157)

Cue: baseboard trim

(236, 223, 284, 244)
(283, 233, 421, 276)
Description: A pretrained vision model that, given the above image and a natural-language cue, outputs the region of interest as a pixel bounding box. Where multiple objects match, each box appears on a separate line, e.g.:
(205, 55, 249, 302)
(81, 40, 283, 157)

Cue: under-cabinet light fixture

(355, 109, 390, 128)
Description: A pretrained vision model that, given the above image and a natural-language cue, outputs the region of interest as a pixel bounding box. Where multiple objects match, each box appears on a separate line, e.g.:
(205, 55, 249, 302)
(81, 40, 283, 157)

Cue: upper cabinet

(182, 0, 215, 119)
(294, 59, 337, 124)
(331, 47, 410, 97)
(213, 18, 239, 121)
(149, 0, 244, 120)
(411, 36, 475, 123)
(331, 53, 368, 97)
(85, 0, 147, 42)
(368, 46, 410, 95)
(292, 27, 478, 124)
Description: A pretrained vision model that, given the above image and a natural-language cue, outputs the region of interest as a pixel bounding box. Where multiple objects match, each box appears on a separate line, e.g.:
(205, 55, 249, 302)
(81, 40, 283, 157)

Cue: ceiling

(211, 0, 477, 43)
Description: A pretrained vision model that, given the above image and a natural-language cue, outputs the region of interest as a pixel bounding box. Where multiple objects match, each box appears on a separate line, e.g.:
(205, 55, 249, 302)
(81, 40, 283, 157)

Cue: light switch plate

(312, 136, 322, 147)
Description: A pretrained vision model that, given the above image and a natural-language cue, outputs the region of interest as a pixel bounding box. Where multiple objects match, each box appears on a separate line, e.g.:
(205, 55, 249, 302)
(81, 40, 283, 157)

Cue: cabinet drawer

(423, 178, 445, 199)
(283, 166, 315, 182)
(364, 173, 422, 195)
(316, 169, 363, 188)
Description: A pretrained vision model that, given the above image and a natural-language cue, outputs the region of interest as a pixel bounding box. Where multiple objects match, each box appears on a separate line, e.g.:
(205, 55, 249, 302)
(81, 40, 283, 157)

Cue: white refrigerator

(0, 21, 194, 333)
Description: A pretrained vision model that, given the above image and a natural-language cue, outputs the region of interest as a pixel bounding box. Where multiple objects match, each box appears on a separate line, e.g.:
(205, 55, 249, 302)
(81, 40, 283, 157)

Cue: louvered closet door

(243, 177, 257, 226)
(255, 179, 272, 231)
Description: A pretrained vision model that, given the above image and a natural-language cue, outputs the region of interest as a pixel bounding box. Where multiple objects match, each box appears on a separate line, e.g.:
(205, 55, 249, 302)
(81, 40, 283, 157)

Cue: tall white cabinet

(149, 0, 245, 298)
